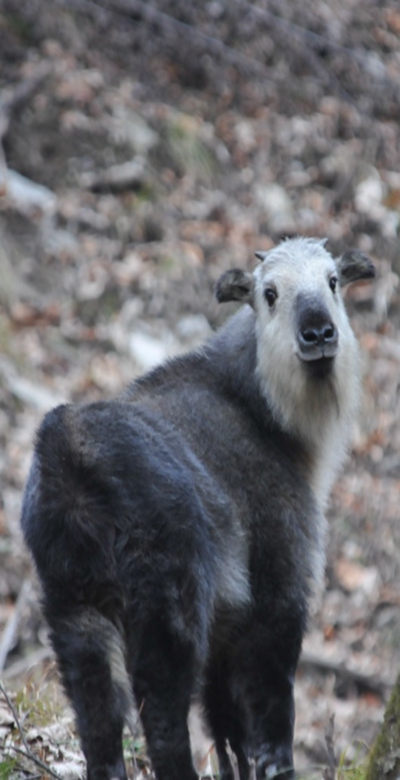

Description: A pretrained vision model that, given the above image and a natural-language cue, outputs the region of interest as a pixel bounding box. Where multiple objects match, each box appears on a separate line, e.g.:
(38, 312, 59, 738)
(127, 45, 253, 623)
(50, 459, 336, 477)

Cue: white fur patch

(252, 237, 360, 514)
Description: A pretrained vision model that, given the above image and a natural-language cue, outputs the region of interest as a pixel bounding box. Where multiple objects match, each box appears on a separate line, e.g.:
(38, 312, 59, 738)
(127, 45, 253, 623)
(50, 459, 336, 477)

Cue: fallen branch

(0, 62, 52, 193)
(2, 646, 54, 681)
(0, 581, 31, 673)
(300, 649, 391, 697)
(0, 62, 52, 143)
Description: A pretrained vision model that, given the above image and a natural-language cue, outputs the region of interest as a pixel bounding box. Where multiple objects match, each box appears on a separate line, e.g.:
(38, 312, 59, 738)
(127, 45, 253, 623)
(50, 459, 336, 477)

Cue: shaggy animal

(21, 238, 374, 780)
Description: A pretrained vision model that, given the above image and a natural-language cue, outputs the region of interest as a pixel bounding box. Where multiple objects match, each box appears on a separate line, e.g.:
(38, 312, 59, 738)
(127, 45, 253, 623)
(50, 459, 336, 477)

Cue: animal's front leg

(203, 654, 250, 780)
(231, 619, 300, 780)
(250, 670, 295, 780)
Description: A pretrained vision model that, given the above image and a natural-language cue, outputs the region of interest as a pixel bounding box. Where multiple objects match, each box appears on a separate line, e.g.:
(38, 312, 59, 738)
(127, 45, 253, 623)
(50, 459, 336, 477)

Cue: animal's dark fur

(21, 240, 373, 780)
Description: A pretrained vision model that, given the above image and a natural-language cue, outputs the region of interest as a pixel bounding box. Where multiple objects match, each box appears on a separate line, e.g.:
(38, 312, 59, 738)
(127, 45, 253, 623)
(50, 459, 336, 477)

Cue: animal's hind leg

(48, 609, 132, 780)
(133, 618, 199, 780)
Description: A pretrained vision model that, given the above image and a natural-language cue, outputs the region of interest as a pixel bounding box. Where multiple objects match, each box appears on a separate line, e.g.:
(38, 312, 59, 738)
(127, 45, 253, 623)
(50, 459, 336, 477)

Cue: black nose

(300, 322, 337, 349)
(296, 302, 338, 361)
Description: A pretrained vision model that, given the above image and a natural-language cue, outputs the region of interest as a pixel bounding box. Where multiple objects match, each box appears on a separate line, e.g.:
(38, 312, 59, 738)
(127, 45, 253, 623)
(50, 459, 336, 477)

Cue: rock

(355, 167, 386, 216)
(79, 159, 148, 192)
(176, 314, 212, 346)
(110, 108, 159, 154)
(335, 558, 380, 601)
(128, 330, 171, 371)
(255, 183, 296, 233)
(355, 166, 399, 238)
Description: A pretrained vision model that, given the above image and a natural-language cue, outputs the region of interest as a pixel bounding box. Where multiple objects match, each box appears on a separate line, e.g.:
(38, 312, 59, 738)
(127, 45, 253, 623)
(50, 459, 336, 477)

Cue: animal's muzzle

(296, 304, 338, 362)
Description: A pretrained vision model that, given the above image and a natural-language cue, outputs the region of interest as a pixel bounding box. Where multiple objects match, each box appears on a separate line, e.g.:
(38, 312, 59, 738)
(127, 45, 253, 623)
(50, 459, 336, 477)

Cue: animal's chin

(298, 353, 336, 379)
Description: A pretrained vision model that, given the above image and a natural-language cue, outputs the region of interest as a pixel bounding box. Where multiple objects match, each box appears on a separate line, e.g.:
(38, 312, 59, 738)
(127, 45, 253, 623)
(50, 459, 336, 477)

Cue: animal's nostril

(323, 325, 335, 342)
(302, 328, 319, 344)
(300, 323, 337, 347)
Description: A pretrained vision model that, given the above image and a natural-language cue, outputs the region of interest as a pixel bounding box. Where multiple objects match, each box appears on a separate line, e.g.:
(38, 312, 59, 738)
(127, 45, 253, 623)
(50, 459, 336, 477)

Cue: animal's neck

(254, 319, 360, 512)
(305, 412, 350, 510)
(210, 308, 358, 510)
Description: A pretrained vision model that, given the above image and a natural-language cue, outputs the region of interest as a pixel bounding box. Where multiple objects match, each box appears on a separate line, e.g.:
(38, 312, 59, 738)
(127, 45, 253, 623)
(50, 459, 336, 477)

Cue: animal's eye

(329, 276, 338, 293)
(264, 287, 277, 307)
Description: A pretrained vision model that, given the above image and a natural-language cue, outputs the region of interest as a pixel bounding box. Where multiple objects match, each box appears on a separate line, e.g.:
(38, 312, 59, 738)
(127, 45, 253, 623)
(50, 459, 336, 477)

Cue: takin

(21, 237, 375, 780)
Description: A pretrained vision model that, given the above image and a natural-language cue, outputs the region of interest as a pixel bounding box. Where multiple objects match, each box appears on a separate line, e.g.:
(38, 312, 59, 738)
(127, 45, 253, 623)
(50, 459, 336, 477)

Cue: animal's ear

(337, 249, 376, 287)
(216, 269, 255, 306)
(254, 251, 268, 262)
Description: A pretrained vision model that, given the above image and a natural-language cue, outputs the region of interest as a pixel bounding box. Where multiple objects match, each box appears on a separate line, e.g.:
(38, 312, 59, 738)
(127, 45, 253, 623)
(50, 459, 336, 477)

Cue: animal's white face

(216, 237, 375, 506)
(252, 239, 354, 386)
(250, 240, 359, 452)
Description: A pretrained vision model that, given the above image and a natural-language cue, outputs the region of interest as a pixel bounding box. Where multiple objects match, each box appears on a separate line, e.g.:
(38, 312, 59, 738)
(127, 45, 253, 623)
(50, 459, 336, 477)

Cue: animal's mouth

(298, 349, 336, 379)
(295, 300, 339, 372)
(298, 341, 338, 361)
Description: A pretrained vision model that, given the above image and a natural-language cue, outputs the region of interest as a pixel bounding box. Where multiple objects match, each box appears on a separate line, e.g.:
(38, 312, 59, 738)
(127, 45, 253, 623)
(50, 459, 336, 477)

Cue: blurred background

(1, 0, 400, 777)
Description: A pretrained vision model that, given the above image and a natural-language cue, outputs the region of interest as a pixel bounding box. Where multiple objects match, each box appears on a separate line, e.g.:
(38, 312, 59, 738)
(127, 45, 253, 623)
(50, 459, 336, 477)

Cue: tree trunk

(366, 673, 400, 780)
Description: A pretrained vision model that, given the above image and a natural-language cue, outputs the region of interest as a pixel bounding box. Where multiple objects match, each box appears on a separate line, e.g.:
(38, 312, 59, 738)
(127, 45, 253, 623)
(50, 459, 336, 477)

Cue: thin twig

(237, 0, 353, 103)
(59, 0, 271, 79)
(61, 0, 379, 105)
(8, 745, 64, 780)
(0, 680, 63, 780)
(322, 714, 336, 780)
(0, 679, 31, 755)
(88, 0, 399, 111)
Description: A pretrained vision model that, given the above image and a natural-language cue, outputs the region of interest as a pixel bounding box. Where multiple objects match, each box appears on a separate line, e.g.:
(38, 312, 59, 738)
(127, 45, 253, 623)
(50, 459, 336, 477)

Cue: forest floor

(1, 1, 400, 778)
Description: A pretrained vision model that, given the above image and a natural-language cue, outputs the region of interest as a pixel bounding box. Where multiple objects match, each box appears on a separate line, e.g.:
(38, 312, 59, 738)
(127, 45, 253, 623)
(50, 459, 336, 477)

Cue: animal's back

(22, 327, 317, 614)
